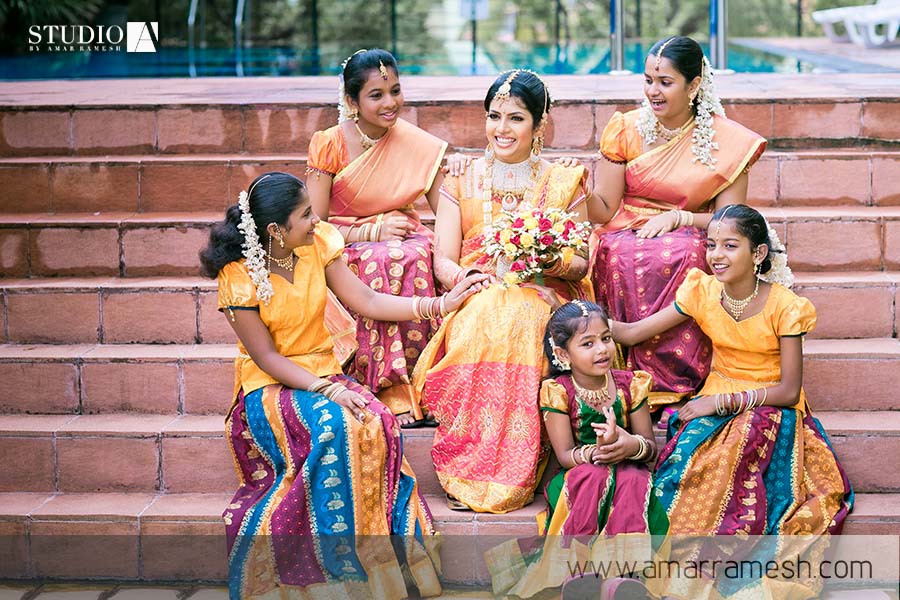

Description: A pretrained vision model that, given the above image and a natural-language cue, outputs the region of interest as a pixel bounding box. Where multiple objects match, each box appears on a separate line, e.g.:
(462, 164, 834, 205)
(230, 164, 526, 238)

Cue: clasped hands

(583, 405, 642, 464)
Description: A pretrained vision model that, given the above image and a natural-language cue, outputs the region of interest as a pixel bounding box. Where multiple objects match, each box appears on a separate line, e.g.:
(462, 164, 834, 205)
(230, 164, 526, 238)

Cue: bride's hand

(442, 153, 473, 177)
(444, 273, 491, 312)
(636, 211, 680, 239)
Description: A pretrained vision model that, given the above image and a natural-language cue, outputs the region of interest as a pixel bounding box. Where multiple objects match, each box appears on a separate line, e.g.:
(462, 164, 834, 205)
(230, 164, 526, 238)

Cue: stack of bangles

(714, 388, 768, 416)
(412, 295, 448, 320)
(670, 209, 694, 228)
(355, 215, 384, 243)
(628, 434, 654, 462)
(569, 444, 596, 466)
(308, 377, 349, 400)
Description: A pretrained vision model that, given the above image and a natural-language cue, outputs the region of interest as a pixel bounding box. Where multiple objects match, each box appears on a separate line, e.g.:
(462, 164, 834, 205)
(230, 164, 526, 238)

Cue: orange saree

(592, 109, 766, 408)
(308, 119, 447, 419)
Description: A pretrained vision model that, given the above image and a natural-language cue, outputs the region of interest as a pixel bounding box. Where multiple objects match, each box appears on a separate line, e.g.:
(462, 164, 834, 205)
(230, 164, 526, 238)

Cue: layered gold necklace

(721, 277, 760, 321)
(270, 253, 296, 271)
(572, 374, 612, 411)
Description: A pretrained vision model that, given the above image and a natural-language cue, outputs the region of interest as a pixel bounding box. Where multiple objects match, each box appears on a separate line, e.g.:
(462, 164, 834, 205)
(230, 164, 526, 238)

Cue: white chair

(812, 0, 900, 45)
(846, 5, 900, 47)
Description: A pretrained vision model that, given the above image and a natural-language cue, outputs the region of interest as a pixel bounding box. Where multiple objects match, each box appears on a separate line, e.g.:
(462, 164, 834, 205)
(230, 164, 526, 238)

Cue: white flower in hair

(637, 55, 725, 170)
(759, 223, 794, 289)
(237, 189, 274, 304)
(690, 57, 726, 171)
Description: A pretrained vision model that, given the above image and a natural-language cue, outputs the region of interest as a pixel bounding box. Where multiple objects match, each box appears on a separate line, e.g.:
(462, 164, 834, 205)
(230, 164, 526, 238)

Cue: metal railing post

(187, 0, 198, 77)
(709, 0, 729, 71)
(609, 0, 630, 74)
(235, 0, 246, 76)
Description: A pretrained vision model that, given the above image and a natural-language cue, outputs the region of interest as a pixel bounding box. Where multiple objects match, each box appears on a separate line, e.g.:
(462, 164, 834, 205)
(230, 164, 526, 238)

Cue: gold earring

(274, 225, 285, 248)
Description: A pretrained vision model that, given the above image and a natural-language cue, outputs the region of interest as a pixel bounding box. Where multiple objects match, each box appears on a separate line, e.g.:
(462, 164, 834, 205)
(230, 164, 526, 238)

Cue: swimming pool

(0, 41, 817, 80)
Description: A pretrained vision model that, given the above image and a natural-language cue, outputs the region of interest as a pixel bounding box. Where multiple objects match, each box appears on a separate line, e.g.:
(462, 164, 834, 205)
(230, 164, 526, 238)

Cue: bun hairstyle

(709, 204, 776, 274)
(484, 70, 552, 129)
(544, 300, 610, 377)
(342, 48, 399, 102)
(199, 172, 306, 279)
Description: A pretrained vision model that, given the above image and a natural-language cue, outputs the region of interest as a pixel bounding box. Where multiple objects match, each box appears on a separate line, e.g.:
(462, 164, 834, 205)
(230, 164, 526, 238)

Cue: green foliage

(0, 0, 104, 53)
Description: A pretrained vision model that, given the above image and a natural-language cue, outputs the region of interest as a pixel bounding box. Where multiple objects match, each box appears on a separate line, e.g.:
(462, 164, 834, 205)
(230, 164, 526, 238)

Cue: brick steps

(1, 491, 896, 582)
(1, 74, 898, 158)
(1, 270, 895, 344)
(1, 410, 898, 495)
(0, 339, 896, 415)
(0, 149, 897, 213)
(2, 204, 899, 278)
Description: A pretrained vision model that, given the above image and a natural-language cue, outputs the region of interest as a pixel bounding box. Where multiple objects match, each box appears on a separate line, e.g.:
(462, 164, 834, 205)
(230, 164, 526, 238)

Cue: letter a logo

(126, 22, 158, 53)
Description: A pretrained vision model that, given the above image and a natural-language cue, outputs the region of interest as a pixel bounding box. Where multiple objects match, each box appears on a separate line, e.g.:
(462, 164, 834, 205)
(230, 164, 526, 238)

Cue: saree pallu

(651, 407, 853, 599)
(412, 164, 590, 513)
(322, 119, 447, 417)
(224, 375, 441, 600)
(591, 111, 767, 408)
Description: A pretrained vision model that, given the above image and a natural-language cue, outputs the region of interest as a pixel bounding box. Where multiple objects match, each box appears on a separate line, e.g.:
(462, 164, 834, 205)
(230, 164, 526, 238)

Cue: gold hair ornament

(494, 70, 520, 105)
(655, 37, 676, 71)
(378, 60, 388, 80)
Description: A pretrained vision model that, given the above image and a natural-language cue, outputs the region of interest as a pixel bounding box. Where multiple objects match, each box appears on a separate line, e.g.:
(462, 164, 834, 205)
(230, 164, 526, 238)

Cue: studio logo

(126, 22, 158, 52)
(28, 22, 158, 53)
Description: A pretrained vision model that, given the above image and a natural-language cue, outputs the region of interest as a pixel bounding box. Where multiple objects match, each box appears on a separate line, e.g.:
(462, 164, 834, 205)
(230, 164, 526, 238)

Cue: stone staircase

(0, 74, 898, 586)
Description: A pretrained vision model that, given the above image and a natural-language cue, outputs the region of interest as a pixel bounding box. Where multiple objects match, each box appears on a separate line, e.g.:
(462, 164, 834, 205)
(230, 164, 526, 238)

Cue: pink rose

(512, 218, 525, 228)
(539, 218, 552, 231)
(511, 260, 527, 272)
(495, 231, 502, 241)
(511, 234, 521, 245)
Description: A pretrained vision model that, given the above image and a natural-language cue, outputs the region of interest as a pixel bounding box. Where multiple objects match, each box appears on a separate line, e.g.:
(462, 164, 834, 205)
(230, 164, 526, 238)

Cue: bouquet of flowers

(483, 206, 591, 285)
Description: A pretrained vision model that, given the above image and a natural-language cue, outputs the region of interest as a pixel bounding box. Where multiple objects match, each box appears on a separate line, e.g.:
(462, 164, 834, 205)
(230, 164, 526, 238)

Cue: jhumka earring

(274, 225, 285, 248)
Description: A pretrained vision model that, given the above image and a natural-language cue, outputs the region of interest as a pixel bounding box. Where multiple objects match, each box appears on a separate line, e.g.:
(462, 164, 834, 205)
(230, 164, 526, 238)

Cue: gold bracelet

(308, 378, 331, 394)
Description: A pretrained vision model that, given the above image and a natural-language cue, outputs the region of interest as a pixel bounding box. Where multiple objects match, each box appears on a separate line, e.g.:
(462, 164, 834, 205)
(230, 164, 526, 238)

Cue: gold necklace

(572, 374, 611, 411)
(481, 155, 538, 226)
(722, 277, 760, 320)
(656, 116, 694, 141)
(355, 122, 383, 151)
(270, 252, 296, 271)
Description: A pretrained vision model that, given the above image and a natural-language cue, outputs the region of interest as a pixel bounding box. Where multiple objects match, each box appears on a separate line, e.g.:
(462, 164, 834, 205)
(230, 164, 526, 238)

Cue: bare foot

(396, 412, 418, 427)
(655, 404, 683, 430)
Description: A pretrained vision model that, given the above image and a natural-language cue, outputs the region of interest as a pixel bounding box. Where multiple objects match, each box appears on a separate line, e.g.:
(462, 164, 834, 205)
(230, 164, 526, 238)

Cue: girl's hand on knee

(333, 388, 369, 422)
(677, 395, 716, 422)
(444, 273, 491, 312)
(379, 216, 412, 241)
(636, 211, 679, 239)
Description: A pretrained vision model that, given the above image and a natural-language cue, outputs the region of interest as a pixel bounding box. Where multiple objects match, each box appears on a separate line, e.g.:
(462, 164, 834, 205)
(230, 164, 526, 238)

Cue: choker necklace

(481, 154, 539, 225)
(656, 116, 694, 142)
(270, 253, 296, 271)
(722, 277, 760, 320)
(572, 374, 611, 410)
(355, 122, 384, 151)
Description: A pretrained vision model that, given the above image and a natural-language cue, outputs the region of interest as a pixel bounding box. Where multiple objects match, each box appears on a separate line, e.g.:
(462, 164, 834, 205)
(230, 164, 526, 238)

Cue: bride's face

(486, 95, 535, 164)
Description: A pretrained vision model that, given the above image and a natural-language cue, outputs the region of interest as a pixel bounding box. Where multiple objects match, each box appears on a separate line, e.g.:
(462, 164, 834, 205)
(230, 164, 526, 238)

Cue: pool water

(0, 41, 815, 80)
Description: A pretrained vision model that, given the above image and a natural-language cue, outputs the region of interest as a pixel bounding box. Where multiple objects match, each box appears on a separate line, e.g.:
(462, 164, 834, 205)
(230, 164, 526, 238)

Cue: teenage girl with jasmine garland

(199, 172, 487, 599)
(612, 204, 853, 599)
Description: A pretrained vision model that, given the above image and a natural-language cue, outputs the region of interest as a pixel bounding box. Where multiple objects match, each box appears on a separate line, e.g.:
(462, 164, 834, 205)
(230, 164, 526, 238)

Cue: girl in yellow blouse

(612, 204, 853, 599)
(199, 172, 486, 600)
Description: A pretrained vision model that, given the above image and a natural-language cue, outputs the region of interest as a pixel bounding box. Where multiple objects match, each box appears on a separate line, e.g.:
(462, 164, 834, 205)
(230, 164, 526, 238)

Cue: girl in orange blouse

(612, 204, 852, 599)
(306, 49, 448, 428)
(199, 172, 486, 599)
